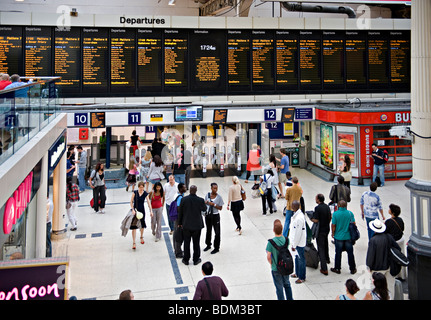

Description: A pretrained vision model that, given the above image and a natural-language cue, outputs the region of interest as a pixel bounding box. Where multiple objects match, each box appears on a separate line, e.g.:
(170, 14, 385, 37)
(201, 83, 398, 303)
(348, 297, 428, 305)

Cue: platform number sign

(5, 114, 16, 127)
(128, 112, 141, 125)
(74, 113, 88, 126)
(264, 109, 276, 121)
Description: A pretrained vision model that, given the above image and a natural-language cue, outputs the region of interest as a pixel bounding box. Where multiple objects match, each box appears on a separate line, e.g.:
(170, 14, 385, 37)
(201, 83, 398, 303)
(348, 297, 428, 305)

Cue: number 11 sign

(128, 112, 141, 125)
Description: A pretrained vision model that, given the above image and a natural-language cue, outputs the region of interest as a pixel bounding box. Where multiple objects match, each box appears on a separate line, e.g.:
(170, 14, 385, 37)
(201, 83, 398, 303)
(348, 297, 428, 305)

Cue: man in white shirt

(163, 175, 178, 234)
(289, 200, 307, 283)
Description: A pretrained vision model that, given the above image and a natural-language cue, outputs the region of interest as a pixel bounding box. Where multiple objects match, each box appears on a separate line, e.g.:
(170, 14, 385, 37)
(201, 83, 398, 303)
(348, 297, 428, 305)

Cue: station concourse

(58, 168, 411, 300)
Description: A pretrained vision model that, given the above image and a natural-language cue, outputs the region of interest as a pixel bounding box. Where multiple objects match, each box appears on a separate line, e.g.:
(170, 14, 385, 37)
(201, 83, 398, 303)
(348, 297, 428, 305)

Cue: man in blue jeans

(330, 200, 357, 275)
(371, 143, 385, 186)
(360, 182, 385, 240)
(266, 219, 293, 300)
(289, 200, 307, 283)
(76, 146, 87, 192)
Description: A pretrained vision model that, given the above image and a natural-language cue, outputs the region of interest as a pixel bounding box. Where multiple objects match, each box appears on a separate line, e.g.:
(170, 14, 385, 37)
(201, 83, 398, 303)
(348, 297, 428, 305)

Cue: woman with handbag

(66, 176, 80, 231)
(129, 181, 153, 250)
(146, 155, 165, 190)
(227, 176, 245, 235)
(338, 155, 352, 189)
(126, 156, 138, 192)
(89, 162, 107, 214)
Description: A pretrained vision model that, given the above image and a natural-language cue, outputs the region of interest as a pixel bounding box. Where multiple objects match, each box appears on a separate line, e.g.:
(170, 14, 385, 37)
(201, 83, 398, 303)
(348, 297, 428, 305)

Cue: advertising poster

(337, 132, 356, 167)
(320, 124, 334, 168)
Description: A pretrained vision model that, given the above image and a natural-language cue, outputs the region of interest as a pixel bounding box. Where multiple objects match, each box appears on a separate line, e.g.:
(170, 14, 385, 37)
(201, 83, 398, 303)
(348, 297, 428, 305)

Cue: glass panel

(0, 77, 60, 164)
(412, 195, 417, 234)
(422, 197, 430, 238)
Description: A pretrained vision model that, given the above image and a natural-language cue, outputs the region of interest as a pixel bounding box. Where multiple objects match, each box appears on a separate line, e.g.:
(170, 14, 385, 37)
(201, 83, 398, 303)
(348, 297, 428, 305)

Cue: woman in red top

(150, 182, 165, 242)
(245, 144, 262, 184)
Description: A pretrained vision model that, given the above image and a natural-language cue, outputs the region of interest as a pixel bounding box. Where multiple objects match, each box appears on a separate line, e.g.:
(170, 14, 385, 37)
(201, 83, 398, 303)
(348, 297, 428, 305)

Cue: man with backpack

(371, 143, 386, 187)
(169, 183, 187, 258)
(266, 219, 293, 300)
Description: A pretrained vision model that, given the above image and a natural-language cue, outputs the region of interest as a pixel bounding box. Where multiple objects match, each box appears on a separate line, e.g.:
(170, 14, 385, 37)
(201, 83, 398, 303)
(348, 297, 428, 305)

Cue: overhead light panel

(168, 0, 176, 5)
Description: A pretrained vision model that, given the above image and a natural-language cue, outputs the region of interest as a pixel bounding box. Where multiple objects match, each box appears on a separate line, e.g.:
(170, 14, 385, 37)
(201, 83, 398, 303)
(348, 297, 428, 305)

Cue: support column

(51, 151, 67, 240)
(106, 126, 111, 169)
(35, 153, 48, 258)
(405, 0, 431, 300)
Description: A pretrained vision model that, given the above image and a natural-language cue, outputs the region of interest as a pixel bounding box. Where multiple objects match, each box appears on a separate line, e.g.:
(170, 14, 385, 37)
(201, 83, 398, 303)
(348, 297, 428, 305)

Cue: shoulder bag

(240, 185, 246, 201)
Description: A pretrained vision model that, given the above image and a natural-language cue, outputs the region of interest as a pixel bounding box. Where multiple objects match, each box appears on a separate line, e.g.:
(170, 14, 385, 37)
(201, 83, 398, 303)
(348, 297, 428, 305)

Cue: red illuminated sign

(3, 172, 33, 234)
(360, 126, 374, 177)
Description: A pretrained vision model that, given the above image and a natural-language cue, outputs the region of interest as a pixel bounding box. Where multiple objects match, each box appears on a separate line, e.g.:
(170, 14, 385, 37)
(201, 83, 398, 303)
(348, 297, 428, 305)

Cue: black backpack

(268, 237, 294, 276)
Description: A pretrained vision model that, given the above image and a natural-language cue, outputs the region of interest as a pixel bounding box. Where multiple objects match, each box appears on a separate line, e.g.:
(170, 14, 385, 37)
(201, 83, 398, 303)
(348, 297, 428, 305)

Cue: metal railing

(0, 76, 61, 165)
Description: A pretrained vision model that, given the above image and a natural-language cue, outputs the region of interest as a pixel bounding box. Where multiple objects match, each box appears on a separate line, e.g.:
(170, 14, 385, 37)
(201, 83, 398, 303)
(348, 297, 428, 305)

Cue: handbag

(348, 213, 360, 244)
(259, 174, 268, 196)
(311, 221, 319, 239)
(136, 210, 143, 220)
(203, 192, 213, 217)
(240, 185, 246, 201)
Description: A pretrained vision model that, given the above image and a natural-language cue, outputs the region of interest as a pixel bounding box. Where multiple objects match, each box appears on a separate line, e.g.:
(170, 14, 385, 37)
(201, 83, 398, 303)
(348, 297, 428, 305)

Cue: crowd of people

(64, 130, 406, 301)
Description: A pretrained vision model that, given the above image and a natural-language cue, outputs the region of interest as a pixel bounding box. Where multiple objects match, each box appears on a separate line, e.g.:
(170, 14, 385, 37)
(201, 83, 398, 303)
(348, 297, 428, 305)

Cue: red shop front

(313, 104, 411, 183)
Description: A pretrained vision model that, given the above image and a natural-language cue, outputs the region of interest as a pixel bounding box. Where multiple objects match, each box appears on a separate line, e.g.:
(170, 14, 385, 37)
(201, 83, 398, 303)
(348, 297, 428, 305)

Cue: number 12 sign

(264, 109, 277, 121)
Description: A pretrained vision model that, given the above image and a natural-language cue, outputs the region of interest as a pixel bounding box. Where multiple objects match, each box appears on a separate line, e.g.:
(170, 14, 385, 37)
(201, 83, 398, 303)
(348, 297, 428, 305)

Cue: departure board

(0, 27, 410, 97)
(164, 29, 187, 91)
(110, 28, 136, 92)
(190, 29, 226, 92)
(0, 26, 23, 76)
(252, 30, 274, 88)
(368, 31, 389, 86)
(25, 27, 52, 77)
(299, 31, 321, 89)
(345, 31, 367, 88)
(275, 31, 298, 90)
(82, 28, 108, 93)
(322, 31, 344, 88)
(54, 27, 80, 93)
(137, 29, 162, 91)
(227, 30, 251, 91)
(389, 31, 410, 88)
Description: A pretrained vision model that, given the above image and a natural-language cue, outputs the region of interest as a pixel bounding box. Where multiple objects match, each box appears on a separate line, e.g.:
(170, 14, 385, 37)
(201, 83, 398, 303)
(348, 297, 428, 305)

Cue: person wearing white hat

(366, 219, 401, 300)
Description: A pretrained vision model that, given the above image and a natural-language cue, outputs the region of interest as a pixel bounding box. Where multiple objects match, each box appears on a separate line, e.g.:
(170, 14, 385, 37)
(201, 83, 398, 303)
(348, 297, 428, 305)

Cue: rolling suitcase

(304, 243, 319, 269)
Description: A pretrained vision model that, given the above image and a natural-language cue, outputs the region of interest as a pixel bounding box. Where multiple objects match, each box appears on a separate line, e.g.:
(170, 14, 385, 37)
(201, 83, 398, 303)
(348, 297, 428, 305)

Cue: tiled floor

(54, 168, 411, 300)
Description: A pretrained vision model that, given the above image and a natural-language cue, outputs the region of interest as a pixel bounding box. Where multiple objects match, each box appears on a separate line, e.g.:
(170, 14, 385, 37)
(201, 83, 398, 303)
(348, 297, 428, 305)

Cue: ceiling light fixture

(168, 0, 176, 6)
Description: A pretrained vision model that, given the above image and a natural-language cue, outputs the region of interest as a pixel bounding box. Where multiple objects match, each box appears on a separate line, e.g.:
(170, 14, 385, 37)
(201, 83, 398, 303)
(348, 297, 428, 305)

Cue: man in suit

(178, 185, 207, 266)
(193, 261, 229, 300)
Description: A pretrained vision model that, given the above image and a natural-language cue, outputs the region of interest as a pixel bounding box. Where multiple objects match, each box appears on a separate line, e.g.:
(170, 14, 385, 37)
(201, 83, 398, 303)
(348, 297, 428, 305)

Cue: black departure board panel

(0, 26, 23, 76)
(322, 31, 344, 89)
(110, 28, 136, 92)
(190, 29, 226, 92)
(299, 31, 321, 90)
(368, 31, 389, 86)
(227, 30, 250, 91)
(25, 27, 52, 77)
(82, 28, 109, 93)
(164, 29, 187, 91)
(54, 27, 80, 93)
(252, 30, 274, 89)
(275, 31, 298, 90)
(0, 26, 411, 97)
(390, 31, 410, 89)
(345, 31, 367, 89)
(137, 29, 162, 91)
